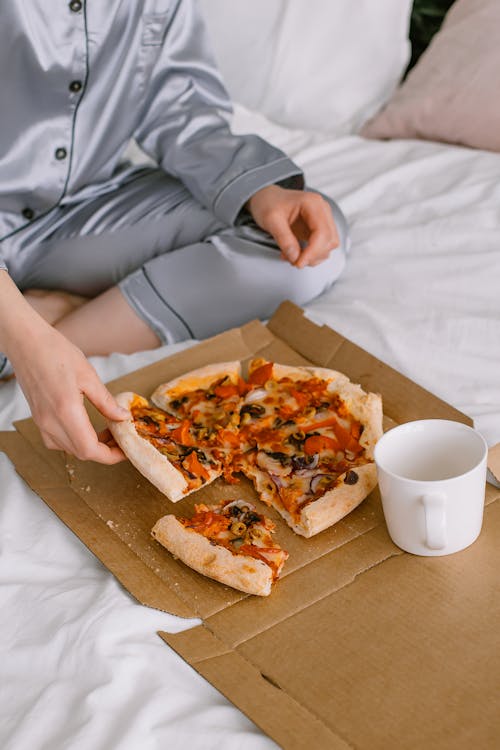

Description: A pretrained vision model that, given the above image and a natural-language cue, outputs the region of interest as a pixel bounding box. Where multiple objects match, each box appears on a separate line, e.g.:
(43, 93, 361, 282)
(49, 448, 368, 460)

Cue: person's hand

(9, 319, 128, 463)
(0, 271, 128, 464)
(246, 184, 339, 268)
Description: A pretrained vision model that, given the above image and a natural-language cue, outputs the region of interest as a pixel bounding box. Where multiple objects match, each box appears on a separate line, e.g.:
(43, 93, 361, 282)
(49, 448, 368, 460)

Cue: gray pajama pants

(1, 167, 348, 373)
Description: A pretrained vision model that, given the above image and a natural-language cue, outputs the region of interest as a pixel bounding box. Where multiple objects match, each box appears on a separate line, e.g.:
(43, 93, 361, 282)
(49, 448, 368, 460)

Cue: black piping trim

(60, 0, 90, 202)
(142, 268, 195, 339)
(0, 1, 90, 245)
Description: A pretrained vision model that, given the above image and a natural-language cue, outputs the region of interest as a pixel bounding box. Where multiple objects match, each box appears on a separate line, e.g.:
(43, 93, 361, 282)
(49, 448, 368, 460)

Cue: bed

(2, 1, 500, 748)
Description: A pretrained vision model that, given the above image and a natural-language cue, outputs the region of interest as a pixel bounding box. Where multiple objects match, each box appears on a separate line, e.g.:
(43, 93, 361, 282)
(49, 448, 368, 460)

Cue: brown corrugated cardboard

(1, 301, 499, 749)
(488, 442, 500, 484)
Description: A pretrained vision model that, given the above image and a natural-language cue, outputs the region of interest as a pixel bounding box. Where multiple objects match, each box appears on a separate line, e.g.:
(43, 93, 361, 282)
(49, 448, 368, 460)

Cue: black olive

(344, 470, 359, 485)
(194, 448, 207, 462)
(139, 415, 157, 426)
(229, 506, 242, 517)
(292, 454, 317, 470)
(267, 451, 291, 465)
(287, 432, 305, 448)
(240, 404, 266, 418)
(244, 511, 261, 525)
(170, 399, 182, 410)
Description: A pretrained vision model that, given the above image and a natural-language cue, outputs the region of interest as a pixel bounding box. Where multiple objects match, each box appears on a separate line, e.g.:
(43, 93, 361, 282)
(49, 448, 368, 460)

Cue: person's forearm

(0, 269, 38, 356)
(0, 270, 47, 357)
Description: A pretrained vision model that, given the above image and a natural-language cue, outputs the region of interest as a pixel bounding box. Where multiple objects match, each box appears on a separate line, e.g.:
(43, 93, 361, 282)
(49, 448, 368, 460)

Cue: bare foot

(23, 289, 89, 326)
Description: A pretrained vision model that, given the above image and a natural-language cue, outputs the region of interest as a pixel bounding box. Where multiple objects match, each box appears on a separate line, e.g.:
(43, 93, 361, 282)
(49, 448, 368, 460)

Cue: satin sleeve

(133, 0, 303, 225)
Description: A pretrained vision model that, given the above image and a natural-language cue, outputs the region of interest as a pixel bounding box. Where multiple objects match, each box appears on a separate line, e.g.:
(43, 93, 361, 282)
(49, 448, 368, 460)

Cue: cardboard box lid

(2, 302, 499, 749)
(161, 498, 500, 750)
(4, 302, 473, 620)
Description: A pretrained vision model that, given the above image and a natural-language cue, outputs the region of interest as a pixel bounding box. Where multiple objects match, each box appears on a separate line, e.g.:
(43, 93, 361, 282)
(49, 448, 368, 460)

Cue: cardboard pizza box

(2, 301, 500, 750)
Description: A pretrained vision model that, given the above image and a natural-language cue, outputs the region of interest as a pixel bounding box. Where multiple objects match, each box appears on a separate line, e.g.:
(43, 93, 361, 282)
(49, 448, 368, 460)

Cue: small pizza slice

(237, 359, 383, 537)
(151, 499, 289, 596)
(109, 392, 224, 502)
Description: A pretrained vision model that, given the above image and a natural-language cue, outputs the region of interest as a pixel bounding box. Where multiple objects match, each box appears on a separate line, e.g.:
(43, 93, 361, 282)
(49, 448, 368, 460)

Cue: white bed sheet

(2, 116, 500, 749)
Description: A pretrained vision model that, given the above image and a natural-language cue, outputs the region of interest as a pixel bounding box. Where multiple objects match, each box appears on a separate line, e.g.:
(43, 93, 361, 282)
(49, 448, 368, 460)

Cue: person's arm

(0, 271, 127, 462)
(133, 0, 338, 267)
(133, 0, 303, 227)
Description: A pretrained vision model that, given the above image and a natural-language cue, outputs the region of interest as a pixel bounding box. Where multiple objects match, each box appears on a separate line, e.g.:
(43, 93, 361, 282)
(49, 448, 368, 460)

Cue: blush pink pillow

(361, 0, 500, 151)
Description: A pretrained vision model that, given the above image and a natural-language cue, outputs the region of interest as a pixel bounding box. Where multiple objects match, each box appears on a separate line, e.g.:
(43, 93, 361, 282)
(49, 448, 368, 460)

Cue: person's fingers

(263, 210, 302, 264)
(41, 433, 62, 451)
(97, 427, 118, 446)
(82, 369, 129, 422)
(295, 195, 340, 268)
(35, 391, 126, 464)
(97, 427, 126, 458)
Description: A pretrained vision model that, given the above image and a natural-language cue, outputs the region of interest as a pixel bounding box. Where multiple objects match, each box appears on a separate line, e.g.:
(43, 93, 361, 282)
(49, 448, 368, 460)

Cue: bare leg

(54, 286, 161, 356)
(23, 289, 88, 325)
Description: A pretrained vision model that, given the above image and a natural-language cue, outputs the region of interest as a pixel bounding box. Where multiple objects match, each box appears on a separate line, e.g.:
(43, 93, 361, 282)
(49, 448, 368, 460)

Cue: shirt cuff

(213, 157, 304, 226)
(0, 353, 13, 379)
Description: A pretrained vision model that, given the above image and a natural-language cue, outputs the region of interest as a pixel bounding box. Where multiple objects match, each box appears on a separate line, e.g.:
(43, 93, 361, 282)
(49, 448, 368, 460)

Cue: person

(0, 0, 349, 464)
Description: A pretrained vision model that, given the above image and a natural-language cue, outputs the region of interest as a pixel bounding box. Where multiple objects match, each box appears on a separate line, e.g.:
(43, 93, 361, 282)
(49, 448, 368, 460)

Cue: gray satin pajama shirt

(0, 0, 348, 377)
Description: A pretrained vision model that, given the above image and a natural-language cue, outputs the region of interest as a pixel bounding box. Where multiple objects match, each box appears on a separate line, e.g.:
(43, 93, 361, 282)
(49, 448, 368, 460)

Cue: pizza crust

(244, 462, 377, 538)
(108, 392, 191, 502)
(151, 515, 273, 596)
(271, 362, 348, 386)
(296, 463, 377, 537)
(151, 361, 241, 410)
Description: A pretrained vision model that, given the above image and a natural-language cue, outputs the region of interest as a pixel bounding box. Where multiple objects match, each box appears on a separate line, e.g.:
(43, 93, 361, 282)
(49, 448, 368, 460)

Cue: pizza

(109, 359, 383, 537)
(151, 499, 289, 596)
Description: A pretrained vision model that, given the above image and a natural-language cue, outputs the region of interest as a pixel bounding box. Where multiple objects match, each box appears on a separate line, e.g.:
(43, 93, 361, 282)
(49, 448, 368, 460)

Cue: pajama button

(69, 0, 82, 11)
(69, 80, 82, 93)
(55, 147, 67, 160)
(22, 207, 34, 220)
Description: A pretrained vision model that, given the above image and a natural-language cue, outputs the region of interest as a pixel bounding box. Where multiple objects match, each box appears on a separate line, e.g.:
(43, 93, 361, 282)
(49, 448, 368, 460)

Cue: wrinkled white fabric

(2, 113, 500, 748)
(200, 0, 413, 134)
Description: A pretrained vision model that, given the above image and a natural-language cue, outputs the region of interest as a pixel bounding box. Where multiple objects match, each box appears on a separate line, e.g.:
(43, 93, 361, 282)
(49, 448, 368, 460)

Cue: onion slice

(309, 473, 335, 494)
(244, 388, 267, 404)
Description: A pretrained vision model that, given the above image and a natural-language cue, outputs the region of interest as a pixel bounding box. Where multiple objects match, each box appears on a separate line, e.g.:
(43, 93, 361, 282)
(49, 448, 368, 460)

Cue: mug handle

(421, 492, 447, 550)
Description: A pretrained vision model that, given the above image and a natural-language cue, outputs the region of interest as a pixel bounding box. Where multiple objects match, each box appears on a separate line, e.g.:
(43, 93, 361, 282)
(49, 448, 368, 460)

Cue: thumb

(266, 213, 301, 264)
(84, 376, 130, 421)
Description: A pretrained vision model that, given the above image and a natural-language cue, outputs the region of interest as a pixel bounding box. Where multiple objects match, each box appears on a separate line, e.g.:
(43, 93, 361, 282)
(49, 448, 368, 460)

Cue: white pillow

(199, 0, 413, 135)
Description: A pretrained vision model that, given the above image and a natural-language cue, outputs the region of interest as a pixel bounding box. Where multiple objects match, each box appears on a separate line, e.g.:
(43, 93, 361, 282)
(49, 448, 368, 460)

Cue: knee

(280, 246, 347, 308)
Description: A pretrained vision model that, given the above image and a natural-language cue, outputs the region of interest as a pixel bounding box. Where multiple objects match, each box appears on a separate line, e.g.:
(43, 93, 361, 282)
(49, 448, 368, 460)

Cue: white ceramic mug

(374, 419, 488, 556)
